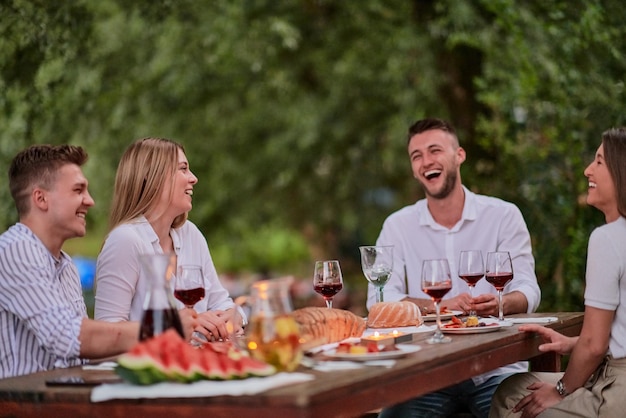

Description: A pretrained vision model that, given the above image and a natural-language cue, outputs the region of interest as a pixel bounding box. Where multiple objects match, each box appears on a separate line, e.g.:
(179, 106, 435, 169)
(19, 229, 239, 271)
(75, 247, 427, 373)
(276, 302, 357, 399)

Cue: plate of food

(440, 316, 501, 334)
(421, 308, 463, 322)
(325, 343, 421, 361)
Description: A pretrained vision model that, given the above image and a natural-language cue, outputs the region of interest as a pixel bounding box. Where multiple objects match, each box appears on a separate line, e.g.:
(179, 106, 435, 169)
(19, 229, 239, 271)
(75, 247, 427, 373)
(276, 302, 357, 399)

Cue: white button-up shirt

(369, 186, 541, 384)
(95, 216, 241, 323)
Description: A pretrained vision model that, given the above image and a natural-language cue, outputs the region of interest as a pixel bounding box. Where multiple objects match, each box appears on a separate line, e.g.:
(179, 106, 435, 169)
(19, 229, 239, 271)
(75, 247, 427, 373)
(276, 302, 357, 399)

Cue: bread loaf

(367, 301, 423, 328)
(292, 307, 366, 348)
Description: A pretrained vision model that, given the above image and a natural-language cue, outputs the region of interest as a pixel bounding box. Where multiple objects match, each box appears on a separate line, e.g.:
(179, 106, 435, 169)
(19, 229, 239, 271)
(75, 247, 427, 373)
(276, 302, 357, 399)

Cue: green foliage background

(1, 0, 624, 312)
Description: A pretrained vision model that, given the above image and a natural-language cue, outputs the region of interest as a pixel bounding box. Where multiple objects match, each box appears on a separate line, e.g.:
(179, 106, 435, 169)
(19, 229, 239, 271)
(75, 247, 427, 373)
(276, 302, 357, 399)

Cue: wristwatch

(556, 379, 569, 397)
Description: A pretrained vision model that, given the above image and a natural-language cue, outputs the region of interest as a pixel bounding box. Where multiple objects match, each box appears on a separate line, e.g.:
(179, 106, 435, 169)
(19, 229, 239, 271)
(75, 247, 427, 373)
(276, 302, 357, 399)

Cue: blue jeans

(378, 374, 512, 418)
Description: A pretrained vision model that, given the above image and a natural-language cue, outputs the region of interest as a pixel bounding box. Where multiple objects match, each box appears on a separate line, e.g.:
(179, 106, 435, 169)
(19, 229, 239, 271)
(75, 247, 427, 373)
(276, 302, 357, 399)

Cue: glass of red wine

(313, 260, 343, 309)
(485, 251, 513, 321)
(458, 250, 484, 317)
(422, 258, 452, 344)
(174, 265, 206, 309)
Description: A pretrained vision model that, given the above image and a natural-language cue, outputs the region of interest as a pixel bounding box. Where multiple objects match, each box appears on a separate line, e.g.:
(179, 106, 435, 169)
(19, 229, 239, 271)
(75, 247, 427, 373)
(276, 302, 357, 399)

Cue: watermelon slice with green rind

(115, 329, 277, 385)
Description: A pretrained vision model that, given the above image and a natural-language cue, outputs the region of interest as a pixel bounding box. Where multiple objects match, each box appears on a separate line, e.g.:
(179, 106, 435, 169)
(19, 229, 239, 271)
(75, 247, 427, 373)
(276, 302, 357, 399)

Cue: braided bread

(367, 301, 423, 328)
(292, 307, 366, 348)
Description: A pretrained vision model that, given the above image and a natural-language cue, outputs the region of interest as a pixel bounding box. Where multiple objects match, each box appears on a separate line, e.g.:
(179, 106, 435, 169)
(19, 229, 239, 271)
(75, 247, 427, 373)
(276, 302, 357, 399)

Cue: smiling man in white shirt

(371, 118, 541, 418)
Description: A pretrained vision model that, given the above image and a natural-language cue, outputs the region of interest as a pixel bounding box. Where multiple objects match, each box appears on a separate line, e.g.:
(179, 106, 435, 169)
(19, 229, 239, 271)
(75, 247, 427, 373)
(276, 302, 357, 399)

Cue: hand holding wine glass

(174, 265, 205, 309)
(485, 251, 513, 321)
(422, 259, 453, 344)
(458, 250, 484, 317)
(313, 260, 343, 309)
(359, 245, 393, 303)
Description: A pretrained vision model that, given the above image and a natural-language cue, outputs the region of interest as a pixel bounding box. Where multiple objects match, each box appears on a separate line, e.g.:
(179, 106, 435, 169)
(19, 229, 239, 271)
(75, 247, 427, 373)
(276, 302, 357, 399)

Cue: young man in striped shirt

(0, 144, 195, 378)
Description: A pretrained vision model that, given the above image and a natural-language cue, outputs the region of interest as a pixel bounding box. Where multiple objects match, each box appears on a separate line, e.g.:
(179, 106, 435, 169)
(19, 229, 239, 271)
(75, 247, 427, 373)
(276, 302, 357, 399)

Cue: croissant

(292, 307, 366, 348)
(367, 301, 423, 328)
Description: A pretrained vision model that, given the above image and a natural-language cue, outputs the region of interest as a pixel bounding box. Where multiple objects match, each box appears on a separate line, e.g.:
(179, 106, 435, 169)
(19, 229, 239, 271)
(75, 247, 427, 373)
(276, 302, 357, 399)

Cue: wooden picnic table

(0, 312, 583, 418)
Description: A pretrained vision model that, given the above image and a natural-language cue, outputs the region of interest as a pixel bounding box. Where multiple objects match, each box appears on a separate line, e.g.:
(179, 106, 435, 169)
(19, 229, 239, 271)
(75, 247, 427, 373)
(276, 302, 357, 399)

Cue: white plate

(325, 344, 421, 361)
(441, 323, 501, 334)
(422, 310, 464, 321)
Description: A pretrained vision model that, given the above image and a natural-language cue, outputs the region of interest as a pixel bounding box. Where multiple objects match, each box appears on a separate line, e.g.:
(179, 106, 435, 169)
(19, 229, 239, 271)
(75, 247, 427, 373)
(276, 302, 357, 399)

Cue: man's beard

(424, 170, 457, 200)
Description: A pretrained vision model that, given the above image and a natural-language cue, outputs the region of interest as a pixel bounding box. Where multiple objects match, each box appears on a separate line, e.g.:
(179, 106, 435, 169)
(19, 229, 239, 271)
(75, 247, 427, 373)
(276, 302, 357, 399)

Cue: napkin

(361, 325, 436, 337)
(312, 360, 396, 372)
(83, 361, 117, 371)
(509, 317, 558, 324)
(90, 372, 313, 402)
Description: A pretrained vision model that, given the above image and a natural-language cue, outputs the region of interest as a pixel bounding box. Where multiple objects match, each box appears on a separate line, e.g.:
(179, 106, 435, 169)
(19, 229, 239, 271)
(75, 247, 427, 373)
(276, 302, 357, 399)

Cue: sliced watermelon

(115, 329, 277, 385)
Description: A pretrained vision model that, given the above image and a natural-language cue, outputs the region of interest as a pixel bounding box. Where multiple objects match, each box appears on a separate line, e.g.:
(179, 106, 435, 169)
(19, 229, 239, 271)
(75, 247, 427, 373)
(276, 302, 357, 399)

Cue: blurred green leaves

(1, 0, 625, 311)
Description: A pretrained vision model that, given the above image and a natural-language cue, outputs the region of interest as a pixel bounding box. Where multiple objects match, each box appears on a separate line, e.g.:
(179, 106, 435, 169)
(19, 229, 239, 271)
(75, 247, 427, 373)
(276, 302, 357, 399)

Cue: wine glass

(173, 265, 205, 309)
(359, 245, 393, 304)
(485, 251, 513, 322)
(458, 250, 484, 317)
(421, 259, 452, 344)
(313, 260, 343, 309)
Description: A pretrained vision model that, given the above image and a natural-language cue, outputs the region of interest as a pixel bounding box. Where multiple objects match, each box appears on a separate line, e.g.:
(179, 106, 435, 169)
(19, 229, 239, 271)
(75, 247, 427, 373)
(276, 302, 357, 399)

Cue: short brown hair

(108, 137, 187, 231)
(602, 127, 626, 218)
(407, 118, 459, 146)
(8, 144, 88, 216)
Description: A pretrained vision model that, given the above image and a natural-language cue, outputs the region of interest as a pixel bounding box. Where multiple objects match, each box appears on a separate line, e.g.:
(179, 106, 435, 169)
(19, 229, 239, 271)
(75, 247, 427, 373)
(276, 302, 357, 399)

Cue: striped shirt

(0, 223, 86, 378)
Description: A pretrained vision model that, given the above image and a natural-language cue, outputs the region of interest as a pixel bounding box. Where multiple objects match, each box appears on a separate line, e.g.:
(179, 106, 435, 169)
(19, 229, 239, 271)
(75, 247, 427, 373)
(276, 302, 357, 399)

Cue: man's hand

(471, 293, 499, 316)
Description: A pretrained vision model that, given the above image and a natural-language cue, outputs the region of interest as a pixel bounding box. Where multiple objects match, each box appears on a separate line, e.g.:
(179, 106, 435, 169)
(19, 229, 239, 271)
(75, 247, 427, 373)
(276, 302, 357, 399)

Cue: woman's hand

(193, 310, 231, 341)
(513, 381, 562, 418)
(177, 308, 198, 341)
(518, 324, 577, 355)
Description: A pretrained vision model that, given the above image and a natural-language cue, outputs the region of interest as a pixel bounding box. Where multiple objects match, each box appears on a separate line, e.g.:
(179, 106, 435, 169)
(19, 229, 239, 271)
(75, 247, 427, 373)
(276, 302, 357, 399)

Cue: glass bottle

(245, 277, 302, 371)
(138, 253, 185, 341)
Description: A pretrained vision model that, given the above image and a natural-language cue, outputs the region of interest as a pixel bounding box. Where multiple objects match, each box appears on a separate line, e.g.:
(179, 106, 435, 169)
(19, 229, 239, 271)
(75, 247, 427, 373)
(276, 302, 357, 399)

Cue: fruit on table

(116, 329, 276, 385)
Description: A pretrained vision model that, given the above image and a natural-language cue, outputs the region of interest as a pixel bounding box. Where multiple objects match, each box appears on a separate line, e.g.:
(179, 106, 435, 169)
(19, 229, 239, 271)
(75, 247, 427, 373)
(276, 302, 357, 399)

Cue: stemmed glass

(359, 245, 393, 304)
(422, 259, 453, 344)
(458, 250, 484, 317)
(313, 260, 343, 309)
(485, 251, 513, 322)
(173, 265, 205, 309)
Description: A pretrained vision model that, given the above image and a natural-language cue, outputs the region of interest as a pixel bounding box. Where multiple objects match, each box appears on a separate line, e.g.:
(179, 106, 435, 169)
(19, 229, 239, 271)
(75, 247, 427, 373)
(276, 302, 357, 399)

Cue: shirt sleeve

(0, 242, 83, 361)
(367, 217, 411, 310)
(496, 205, 541, 313)
(94, 228, 143, 322)
(584, 227, 621, 310)
(191, 227, 237, 313)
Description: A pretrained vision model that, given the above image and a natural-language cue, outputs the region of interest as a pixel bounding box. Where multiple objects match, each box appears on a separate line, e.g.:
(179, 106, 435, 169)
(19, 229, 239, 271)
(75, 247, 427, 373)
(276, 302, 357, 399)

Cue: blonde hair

(108, 137, 187, 231)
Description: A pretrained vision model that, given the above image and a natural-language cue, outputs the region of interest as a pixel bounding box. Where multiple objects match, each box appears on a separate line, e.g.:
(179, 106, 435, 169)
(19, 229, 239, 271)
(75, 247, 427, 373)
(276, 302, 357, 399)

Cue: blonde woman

(95, 138, 244, 341)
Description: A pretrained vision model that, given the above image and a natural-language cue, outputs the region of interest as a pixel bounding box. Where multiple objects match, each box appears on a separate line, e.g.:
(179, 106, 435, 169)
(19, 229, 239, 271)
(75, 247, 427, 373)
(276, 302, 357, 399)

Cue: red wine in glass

(485, 272, 513, 291)
(422, 285, 451, 302)
(458, 250, 484, 317)
(314, 283, 343, 299)
(421, 258, 453, 344)
(174, 287, 206, 307)
(459, 273, 484, 286)
(486, 251, 513, 321)
(139, 307, 185, 340)
(313, 260, 343, 309)
(174, 266, 205, 309)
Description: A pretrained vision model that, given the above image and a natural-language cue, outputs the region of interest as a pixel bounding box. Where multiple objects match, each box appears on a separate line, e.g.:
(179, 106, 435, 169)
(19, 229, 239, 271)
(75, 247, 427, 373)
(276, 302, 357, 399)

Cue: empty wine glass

(422, 259, 452, 344)
(173, 265, 205, 309)
(313, 260, 343, 309)
(359, 245, 393, 304)
(485, 251, 513, 321)
(458, 250, 484, 317)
